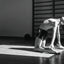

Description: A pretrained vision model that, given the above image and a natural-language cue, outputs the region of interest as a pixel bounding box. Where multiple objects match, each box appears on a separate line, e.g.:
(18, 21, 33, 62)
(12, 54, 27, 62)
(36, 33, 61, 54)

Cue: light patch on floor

(0, 45, 54, 58)
(0, 45, 34, 49)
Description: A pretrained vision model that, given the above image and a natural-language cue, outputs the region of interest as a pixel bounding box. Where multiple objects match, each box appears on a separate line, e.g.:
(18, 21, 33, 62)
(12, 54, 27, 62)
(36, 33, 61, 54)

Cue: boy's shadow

(10, 48, 35, 52)
(10, 47, 56, 54)
(10, 47, 44, 53)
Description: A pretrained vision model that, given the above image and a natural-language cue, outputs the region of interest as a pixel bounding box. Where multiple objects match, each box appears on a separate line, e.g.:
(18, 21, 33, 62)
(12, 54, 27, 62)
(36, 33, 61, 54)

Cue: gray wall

(0, 0, 32, 37)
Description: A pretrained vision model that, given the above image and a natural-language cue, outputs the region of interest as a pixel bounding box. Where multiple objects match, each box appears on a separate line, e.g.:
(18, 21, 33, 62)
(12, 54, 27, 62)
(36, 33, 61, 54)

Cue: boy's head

(60, 17, 64, 25)
(62, 17, 64, 21)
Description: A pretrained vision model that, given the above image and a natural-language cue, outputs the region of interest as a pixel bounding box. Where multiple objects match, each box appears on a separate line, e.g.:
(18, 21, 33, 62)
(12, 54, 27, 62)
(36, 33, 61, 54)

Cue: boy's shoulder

(44, 18, 55, 23)
(48, 18, 57, 21)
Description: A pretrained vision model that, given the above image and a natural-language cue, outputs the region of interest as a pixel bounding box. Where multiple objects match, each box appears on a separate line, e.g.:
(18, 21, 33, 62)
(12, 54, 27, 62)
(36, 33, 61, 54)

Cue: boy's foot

(48, 45, 55, 49)
(45, 45, 60, 54)
(34, 47, 44, 52)
(56, 44, 64, 49)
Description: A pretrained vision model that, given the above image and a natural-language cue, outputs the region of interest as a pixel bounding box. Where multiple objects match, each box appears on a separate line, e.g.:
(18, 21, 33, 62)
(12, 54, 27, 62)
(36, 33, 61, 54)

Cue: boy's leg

(40, 30, 48, 48)
(35, 29, 47, 49)
(35, 37, 44, 49)
(41, 39, 46, 48)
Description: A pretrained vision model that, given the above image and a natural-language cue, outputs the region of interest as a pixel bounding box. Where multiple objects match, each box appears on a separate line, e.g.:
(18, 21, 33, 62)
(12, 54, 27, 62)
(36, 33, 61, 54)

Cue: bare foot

(34, 46, 44, 51)
(48, 45, 55, 49)
(56, 44, 64, 49)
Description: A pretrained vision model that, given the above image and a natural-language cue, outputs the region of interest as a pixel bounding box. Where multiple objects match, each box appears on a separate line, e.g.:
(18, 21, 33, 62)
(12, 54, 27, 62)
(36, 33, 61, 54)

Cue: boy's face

(61, 17, 64, 25)
(62, 17, 64, 21)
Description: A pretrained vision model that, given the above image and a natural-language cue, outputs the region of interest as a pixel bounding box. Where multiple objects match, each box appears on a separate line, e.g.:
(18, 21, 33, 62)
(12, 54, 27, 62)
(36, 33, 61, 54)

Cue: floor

(0, 38, 64, 64)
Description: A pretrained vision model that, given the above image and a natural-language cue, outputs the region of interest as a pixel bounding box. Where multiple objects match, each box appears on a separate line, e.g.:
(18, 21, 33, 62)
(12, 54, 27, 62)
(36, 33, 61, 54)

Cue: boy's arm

(51, 26, 57, 45)
(57, 25, 61, 44)
(51, 20, 60, 44)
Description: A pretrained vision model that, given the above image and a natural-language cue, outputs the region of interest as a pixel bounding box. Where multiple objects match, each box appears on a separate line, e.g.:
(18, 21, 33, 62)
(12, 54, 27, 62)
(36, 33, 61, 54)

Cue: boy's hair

(62, 17, 64, 20)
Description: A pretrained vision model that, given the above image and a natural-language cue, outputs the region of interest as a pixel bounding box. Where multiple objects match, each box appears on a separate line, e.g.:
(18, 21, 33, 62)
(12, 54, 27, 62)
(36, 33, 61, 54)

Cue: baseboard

(0, 36, 33, 40)
(0, 36, 24, 39)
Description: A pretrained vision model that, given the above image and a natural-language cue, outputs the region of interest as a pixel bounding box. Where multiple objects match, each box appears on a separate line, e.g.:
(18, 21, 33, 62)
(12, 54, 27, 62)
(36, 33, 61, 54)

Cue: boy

(35, 17, 64, 51)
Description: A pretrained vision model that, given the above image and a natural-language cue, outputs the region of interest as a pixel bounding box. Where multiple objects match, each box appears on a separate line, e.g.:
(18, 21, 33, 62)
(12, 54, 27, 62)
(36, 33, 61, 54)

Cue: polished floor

(0, 38, 64, 64)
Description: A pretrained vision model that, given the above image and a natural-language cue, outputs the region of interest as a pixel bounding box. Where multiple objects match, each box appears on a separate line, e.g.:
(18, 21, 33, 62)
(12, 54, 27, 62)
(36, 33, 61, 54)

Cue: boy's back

(39, 18, 60, 30)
